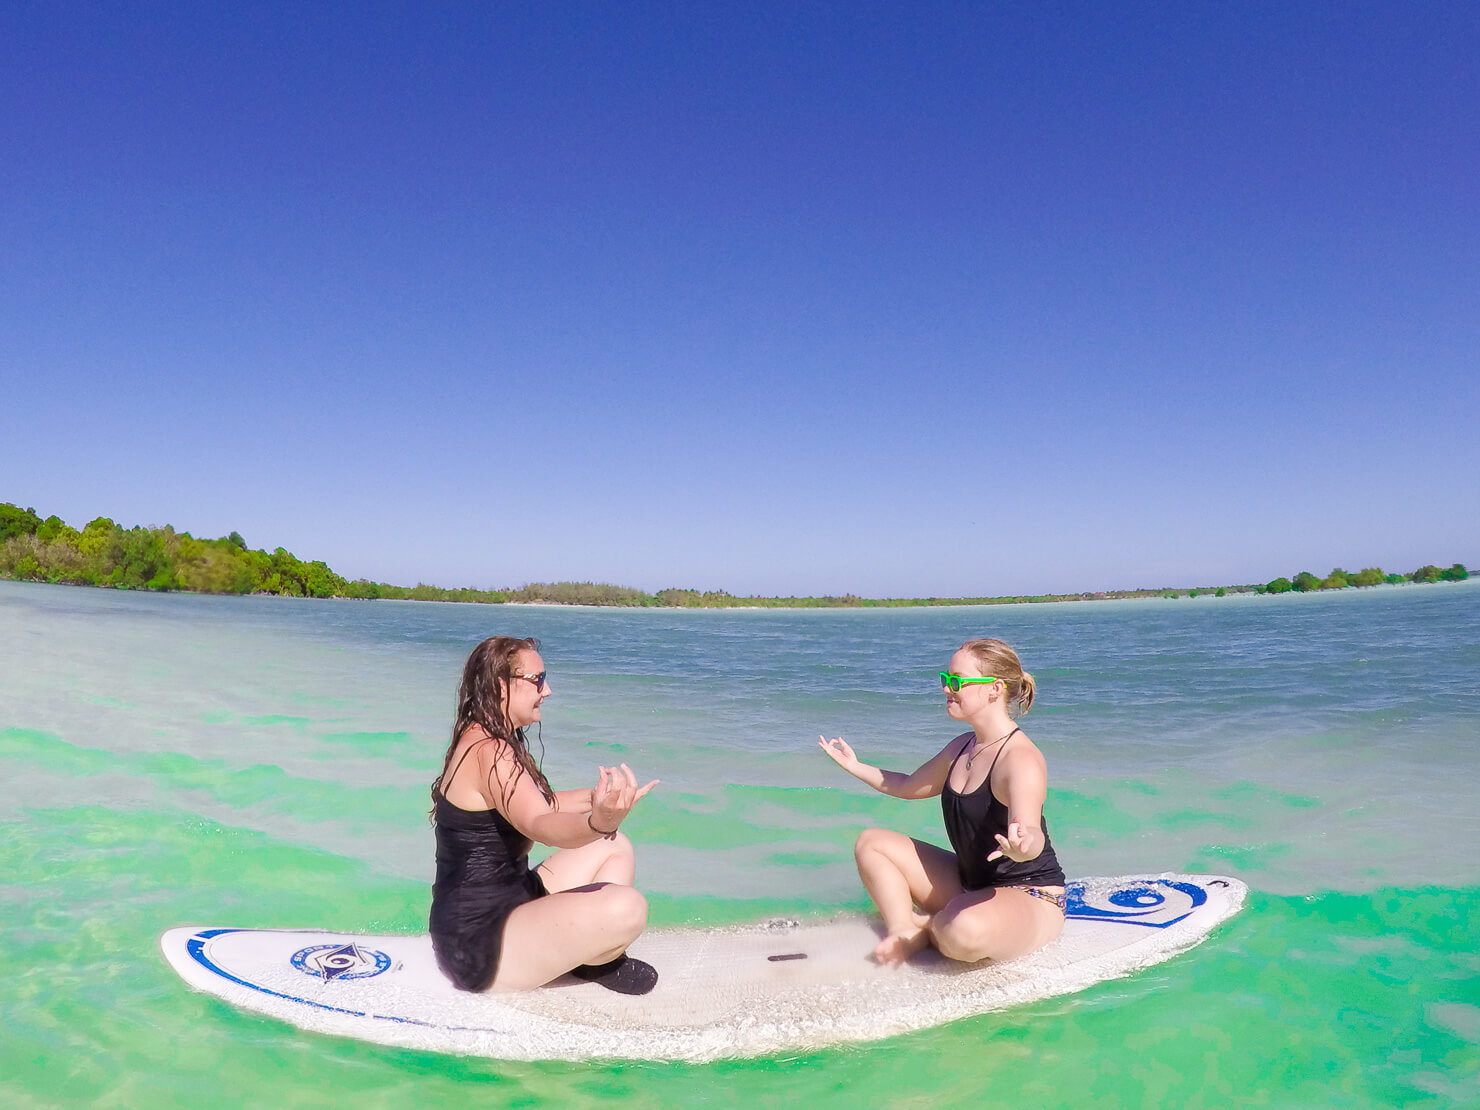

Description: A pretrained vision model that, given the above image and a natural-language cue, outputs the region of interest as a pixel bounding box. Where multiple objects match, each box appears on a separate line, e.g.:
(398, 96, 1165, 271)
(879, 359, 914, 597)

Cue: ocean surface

(2, 577, 1477, 1108)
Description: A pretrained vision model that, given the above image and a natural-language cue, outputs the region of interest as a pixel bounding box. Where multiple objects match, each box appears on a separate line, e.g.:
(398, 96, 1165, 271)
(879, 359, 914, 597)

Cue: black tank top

(429, 790, 537, 908)
(428, 751, 546, 990)
(940, 732, 1066, 891)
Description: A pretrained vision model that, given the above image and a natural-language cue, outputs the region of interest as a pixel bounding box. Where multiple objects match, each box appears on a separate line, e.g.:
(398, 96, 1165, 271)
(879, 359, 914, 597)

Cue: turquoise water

(2, 578, 1477, 1107)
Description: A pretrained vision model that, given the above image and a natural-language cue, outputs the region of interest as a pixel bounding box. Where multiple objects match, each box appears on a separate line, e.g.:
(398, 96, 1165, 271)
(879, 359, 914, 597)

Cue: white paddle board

(161, 873, 1245, 1060)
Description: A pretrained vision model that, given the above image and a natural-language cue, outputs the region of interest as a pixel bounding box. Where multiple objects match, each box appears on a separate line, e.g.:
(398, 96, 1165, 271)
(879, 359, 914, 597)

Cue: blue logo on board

(1066, 879, 1211, 929)
(291, 942, 392, 981)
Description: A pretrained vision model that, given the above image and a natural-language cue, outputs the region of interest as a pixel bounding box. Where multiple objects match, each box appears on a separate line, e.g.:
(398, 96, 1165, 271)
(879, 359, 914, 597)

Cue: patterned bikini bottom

(1022, 886, 1067, 911)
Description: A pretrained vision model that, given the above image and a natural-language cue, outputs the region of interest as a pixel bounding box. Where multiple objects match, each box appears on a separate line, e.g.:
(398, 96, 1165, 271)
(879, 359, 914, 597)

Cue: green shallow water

(1, 579, 1477, 1107)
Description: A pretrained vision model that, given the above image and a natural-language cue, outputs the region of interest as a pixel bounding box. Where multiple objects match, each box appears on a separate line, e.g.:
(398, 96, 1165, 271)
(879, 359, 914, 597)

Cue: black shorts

(430, 867, 548, 991)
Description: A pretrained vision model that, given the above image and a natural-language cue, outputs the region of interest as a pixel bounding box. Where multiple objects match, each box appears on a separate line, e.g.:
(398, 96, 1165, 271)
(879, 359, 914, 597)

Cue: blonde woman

(820, 638, 1066, 965)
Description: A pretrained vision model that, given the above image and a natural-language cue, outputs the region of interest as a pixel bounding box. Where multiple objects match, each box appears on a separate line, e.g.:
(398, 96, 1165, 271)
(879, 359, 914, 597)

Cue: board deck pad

(161, 873, 1246, 1060)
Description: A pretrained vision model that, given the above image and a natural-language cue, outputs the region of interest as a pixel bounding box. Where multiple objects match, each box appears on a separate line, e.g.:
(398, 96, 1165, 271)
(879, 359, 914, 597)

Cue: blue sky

(3, 2, 1476, 596)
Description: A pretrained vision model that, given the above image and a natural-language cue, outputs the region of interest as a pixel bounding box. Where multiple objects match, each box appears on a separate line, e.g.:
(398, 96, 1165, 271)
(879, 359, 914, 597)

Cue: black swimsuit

(940, 732, 1066, 892)
(429, 752, 548, 991)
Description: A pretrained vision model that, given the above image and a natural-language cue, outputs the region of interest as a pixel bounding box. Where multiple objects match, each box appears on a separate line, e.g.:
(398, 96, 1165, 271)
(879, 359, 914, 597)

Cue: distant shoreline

(4, 565, 1473, 613)
(0, 501, 1470, 608)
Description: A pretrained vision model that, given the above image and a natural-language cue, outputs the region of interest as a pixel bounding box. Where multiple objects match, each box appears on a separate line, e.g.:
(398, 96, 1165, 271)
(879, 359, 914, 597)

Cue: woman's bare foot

(874, 927, 930, 965)
(874, 913, 933, 965)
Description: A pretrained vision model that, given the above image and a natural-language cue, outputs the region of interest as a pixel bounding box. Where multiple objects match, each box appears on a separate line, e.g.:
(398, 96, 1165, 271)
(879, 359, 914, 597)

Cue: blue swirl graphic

(1066, 879, 1208, 929)
(291, 942, 392, 981)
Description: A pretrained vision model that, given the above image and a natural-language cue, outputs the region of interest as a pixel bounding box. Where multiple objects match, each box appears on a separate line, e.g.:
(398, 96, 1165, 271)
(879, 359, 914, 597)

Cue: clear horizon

(4, 3, 1476, 596)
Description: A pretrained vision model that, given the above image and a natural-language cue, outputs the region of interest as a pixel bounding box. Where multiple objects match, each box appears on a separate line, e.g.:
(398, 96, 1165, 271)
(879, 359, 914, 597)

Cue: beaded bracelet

(587, 814, 618, 837)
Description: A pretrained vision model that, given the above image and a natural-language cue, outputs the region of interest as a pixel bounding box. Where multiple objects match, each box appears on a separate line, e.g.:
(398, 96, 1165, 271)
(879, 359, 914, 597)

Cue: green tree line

(1262, 564, 1468, 594)
(0, 502, 1470, 607)
(0, 504, 366, 598)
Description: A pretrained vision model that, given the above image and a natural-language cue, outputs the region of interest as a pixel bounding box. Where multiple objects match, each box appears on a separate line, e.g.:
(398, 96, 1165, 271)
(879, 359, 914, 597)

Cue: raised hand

(987, 820, 1034, 863)
(588, 763, 659, 835)
(818, 734, 860, 772)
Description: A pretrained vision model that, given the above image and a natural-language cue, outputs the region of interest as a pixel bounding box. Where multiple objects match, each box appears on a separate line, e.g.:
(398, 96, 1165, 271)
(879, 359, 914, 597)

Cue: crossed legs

(853, 827, 1065, 965)
(854, 827, 962, 963)
(489, 833, 647, 991)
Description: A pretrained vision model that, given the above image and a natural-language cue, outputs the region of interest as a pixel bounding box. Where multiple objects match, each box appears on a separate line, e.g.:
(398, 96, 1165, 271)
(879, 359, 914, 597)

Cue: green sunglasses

(939, 672, 1000, 692)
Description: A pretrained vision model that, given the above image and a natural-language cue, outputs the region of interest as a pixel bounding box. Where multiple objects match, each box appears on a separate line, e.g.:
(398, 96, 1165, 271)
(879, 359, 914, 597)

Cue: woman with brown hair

(430, 636, 660, 994)
(819, 638, 1066, 966)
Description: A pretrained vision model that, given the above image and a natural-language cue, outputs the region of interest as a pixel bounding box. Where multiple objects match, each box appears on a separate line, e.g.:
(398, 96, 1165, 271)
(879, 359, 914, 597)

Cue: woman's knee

(598, 883, 648, 939)
(607, 830, 636, 864)
(854, 826, 894, 861)
(931, 908, 991, 962)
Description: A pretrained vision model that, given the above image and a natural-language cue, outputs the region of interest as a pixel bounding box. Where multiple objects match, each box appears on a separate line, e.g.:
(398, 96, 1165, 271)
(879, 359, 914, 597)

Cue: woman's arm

(818, 734, 966, 800)
(552, 787, 594, 812)
(479, 743, 601, 848)
(483, 743, 656, 848)
(988, 743, 1051, 863)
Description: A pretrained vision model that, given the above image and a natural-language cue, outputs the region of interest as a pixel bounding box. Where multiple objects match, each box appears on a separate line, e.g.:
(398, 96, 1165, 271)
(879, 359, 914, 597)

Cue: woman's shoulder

(443, 728, 514, 788)
(931, 731, 975, 765)
(455, 724, 512, 757)
(1002, 728, 1048, 770)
